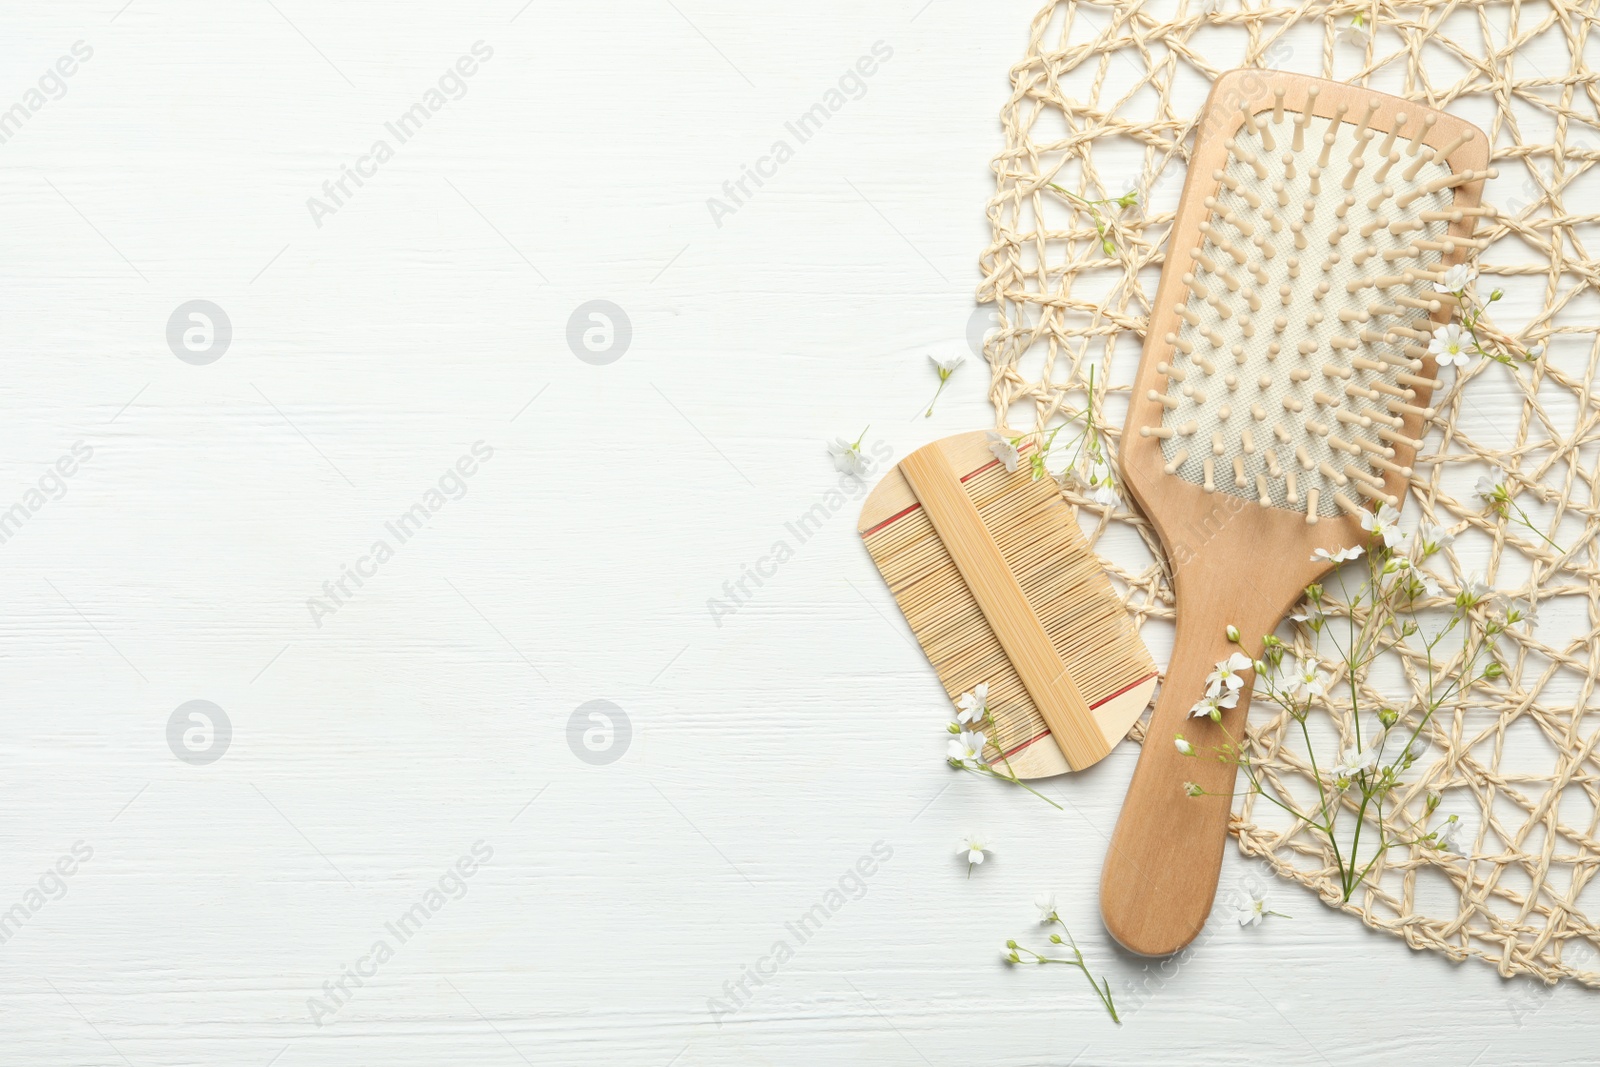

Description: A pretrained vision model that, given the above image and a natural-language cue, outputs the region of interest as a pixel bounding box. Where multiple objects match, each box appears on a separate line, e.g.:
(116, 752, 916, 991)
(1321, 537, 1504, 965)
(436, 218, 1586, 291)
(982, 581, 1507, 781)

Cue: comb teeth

(1140, 98, 1486, 520)
(860, 441, 1157, 774)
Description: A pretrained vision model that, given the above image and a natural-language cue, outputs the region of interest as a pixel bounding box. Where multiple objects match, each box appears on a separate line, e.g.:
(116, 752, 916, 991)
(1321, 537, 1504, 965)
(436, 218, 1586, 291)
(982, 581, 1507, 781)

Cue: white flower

(959, 833, 989, 867)
(828, 435, 869, 477)
(1392, 556, 1442, 598)
(1312, 545, 1364, 563)
(1336, 17, 1371, 45)
(1188, 693, 1237, 720)
(1291, 603, 1326, 626)
(1457, 572, 1493, 610)
(955, 682, 989, 725)
(1527, 343, 1545, 358)
(1183, 781, 1204, 797)
(1235, 891, 1273, 926)
(1080, 458, 1119, 507)
(986, 431, 1021, 473)
(1359, 502, 1409, 550)
(1416, 521, 1455, 556)
(924, 356, 965, 417)
(1507, 598, 1539, 628)
(948, 729, 988, 764)
(1331, 743, 1379, 782)
(1434, 263, 1476, 294)
(1205, 652, 1253, 699)
(1429, 324, 1471, 368)
(1292, 658, 1330, 700)
(1431, 813, 1466, 853)
(1035, 892, 1058, 922)
(1476, 474, 1507, 505)
(1175, 734, 1196, 756)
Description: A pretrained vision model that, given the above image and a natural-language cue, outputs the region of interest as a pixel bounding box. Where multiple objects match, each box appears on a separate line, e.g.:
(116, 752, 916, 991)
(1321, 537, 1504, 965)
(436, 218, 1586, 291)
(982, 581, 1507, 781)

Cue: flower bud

(1484, 661, 1503, 679)
(1378, 707, 1398, 729)
(1006, 939, 1018, 949)
(947, 722, 961, 734)
(1226, 624, 1240, 642)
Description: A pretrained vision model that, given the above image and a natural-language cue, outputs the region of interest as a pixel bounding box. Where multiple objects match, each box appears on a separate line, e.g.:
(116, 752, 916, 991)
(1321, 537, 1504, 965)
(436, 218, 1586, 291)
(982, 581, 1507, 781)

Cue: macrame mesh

(979, 0, 1600, 985)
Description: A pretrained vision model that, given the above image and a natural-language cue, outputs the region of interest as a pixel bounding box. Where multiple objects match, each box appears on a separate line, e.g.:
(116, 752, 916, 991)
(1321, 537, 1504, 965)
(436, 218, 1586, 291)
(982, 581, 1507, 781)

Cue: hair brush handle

(1099, 571, 1298, 957)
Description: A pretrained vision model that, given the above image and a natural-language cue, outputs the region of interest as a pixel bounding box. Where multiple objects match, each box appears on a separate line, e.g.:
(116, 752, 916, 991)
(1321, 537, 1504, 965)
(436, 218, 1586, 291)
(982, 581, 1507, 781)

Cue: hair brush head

(1128, 74, 1492, 527)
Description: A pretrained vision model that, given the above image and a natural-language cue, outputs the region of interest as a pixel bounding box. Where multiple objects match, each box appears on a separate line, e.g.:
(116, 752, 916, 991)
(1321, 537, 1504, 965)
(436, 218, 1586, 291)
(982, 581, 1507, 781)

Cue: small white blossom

(1291, 603, 1326, 626)
(1081, 458, 1119, 507)
(1234, 891, 1276, 926)
(1457, 572, 1493, 610)
(1336, 16, 1371, 45)
(1392, 555, 1443, 598)
(1507, 599, 1539, 628)
(1331, 742, 1380, 782)
(986, 431, 1021, 473)
(1188, 692, 1238, 720)
(1205, 652, 1253, 699)
(1183, 781, 1204, 797)
(1035, 892, 1058, 923)
(1175, 734, 1196, 756)
(955, 683, 989, 725)
(1359, 502, 1409, 550)
(1312, 545, 1364, 564)
(948, 729, 988, 764)
(1432, 813, 1466, 853)
(828, 435, 869, 477)
(1434, 263, 1475, 294)
(1416, 521, 1455, 556)
(930, 353, 964, 375)
(959, 833, 989, 867)
(1429, 323, 1472, 368)
(1292, 658, 1330, 700)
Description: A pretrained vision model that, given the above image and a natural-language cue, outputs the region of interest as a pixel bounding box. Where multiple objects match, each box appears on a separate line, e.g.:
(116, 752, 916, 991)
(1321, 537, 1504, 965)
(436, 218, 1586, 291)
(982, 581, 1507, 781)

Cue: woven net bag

(979, 0, 1600, 985)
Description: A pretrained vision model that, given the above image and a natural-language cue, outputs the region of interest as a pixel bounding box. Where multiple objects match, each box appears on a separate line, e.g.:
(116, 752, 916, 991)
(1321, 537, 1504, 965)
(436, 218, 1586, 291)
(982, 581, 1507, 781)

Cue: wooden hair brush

(859, 431, 1156, 776)
(1101, 71, 1491, 954)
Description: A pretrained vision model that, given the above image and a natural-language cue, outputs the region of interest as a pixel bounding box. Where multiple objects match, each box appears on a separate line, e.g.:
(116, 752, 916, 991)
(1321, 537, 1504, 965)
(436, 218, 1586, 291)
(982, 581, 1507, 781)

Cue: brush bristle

(862, 455, 1154, 760)
(1138, 98, 1493, 521)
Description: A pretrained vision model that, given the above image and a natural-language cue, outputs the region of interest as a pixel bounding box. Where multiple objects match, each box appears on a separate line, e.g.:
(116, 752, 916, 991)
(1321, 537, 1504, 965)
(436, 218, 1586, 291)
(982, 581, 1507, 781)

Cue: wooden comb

(1101, 70, 1491, 954)
(859, 430, 1157, 775)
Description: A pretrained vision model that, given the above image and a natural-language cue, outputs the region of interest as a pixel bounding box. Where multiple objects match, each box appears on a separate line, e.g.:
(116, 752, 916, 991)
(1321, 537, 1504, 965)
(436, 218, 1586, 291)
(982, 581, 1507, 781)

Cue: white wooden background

(3, 2, 1594, 1065)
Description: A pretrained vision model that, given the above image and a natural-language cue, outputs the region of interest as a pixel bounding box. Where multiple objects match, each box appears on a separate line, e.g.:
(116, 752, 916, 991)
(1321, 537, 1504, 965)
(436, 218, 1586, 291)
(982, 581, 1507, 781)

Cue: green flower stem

(1011, 917, 1120, 1023)
(1185, 536, 1501, 902)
